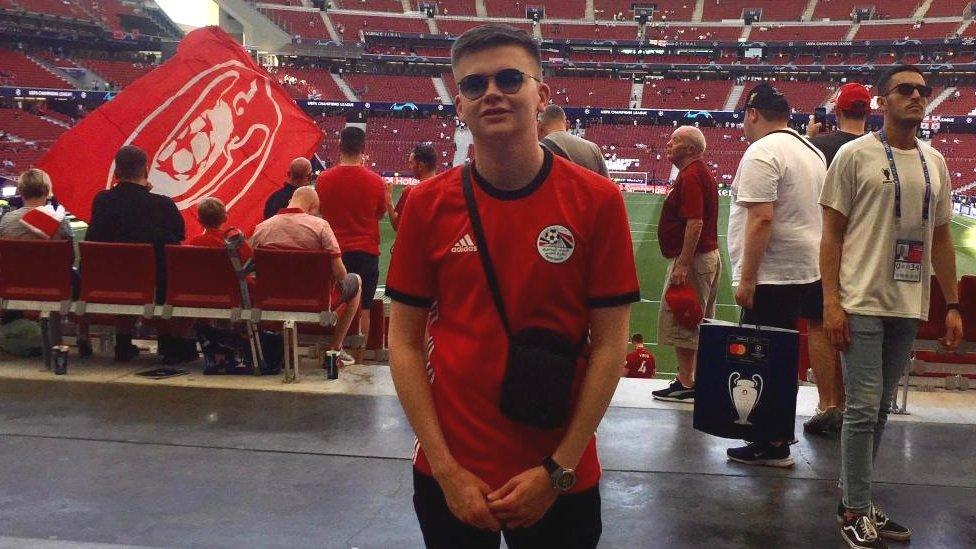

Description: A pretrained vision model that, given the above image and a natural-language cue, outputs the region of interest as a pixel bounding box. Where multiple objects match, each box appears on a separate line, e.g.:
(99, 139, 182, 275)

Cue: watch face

(555, 470, 576, 491)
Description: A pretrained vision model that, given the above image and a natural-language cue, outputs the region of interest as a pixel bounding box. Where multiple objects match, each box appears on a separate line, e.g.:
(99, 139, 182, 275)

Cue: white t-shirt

(728, 128, 826, 285)
(819, 133, 952, 320)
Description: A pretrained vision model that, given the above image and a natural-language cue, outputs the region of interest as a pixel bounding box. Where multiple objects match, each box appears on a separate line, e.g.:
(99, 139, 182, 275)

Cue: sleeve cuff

(588, 290, 641, 308)
(386, 287, 434, 308)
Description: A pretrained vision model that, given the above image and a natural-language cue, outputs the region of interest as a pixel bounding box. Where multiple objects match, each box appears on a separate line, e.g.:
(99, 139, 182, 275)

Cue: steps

(692, 0, 705, 23)
(24, 54, 78, 89)
(630, 82, 643, 108)
(954, 19, 973, 38)
(214, 0, 293, 52)
(724, 84, 745, 111)
(433, 76, 453, 105)
(844, 23, 859, 41)
(926, 86, 956, 116)
(427, 17, 438, 34)
(39, 115, 72, 130)
(913, 0, 934, 19)
(321, 11, 341, 41)
(453, 125, 473, 167)
(400, 0, 411, 13)
(586, 0, 595, 21)
(332, 73, 360, 101)
(801, 0, 818, 21)
(475, 0, 487, 18)
(739, 25, 751, 41)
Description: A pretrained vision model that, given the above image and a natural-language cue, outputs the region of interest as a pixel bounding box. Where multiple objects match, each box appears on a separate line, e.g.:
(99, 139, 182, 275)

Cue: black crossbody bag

(461, 165, 580, 430)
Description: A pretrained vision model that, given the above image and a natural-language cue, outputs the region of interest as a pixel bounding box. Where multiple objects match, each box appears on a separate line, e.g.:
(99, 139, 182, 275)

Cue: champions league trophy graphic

(729, 372, 763, 425)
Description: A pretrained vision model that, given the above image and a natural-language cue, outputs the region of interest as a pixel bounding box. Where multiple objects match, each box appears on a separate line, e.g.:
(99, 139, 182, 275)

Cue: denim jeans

(840, 314, 918, 513)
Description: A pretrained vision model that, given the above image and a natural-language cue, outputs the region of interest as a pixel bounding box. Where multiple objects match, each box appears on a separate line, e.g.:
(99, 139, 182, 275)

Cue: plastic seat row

(0, 240, 341, 382)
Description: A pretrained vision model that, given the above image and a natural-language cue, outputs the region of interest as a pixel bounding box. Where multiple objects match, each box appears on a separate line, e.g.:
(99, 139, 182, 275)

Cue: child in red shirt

(187, 197, 252, 264)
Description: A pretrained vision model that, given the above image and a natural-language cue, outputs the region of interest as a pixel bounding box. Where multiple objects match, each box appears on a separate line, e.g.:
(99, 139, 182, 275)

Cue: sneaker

(726, 441, 795, 468)
(871, 505, 910, 541)
(651, 379, 695, 403)
(804, 406, 843, 435)
(338, 350, 355, 366)
(838, 507, 887, 549)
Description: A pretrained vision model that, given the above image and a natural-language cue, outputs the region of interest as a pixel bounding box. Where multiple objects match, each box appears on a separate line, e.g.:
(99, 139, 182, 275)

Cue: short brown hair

(754, 108, 790, 123)
(115, 145, 148, 181)
(451, 24, 541, 71)
(196, 197, 226, 229)
(631, 333, 644, 344)
(17, 168, 51, 200)
(339, 126, 366, 155)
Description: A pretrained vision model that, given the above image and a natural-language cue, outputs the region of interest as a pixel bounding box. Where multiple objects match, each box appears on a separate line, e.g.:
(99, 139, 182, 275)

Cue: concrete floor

(0, 375, 974, 549)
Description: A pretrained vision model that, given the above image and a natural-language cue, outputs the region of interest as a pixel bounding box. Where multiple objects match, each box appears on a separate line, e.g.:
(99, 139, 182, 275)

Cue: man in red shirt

(652, 126, 720, 404)
(390, 143, 437, 232)
(387, 24, 639, 548)
(624, 334, 655, 378)
(316, 127, 393, 361)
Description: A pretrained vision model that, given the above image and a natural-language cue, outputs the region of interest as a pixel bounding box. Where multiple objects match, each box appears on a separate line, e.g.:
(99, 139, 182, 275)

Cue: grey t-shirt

(541, 131, 610, 177)
(0, 206, 73, 241)
(819, 133, 952, 320)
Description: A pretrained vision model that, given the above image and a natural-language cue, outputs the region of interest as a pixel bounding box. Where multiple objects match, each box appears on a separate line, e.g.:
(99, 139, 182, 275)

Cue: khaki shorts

(658, 250, 721, 350)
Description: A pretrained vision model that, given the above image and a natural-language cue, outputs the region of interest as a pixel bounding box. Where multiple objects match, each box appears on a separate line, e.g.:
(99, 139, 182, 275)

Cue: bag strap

(768, 129, 826, 167)
(461, 164, 511, 336)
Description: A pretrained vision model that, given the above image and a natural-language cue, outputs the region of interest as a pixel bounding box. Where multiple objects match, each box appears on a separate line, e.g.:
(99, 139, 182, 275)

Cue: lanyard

(878, 129, 931, 223)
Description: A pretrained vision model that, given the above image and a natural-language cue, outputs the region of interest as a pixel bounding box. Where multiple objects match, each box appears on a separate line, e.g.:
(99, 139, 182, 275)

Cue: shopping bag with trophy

(692, 318, 799, 441)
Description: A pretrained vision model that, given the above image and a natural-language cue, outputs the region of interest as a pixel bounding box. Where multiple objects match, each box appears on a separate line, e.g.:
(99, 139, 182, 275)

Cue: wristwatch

(947, 303, 961, 313)
(542, 456, 577, 492)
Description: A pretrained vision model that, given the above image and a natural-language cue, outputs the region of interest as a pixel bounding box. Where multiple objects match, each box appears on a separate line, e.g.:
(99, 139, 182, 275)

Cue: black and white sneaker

(871, 504, 910, 541)
(652, 379, 695, 403)
(838, 510, 888, 549)
(726, 441, 794, 468)
(803, 406, 843, 434)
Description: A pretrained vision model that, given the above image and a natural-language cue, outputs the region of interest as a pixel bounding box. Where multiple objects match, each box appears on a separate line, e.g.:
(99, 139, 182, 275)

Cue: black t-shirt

(810, 131, 862, 168)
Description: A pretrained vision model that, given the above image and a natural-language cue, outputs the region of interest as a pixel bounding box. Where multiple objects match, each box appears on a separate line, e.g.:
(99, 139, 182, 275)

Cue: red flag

(39, 26, 322, 235)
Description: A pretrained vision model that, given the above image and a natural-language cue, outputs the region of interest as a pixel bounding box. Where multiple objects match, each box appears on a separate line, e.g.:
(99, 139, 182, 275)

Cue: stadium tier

(427, 0, 478, 16)
(751, 24, 851, 42)
(701, 0, 807, 22)
(77, 58, 156, 89)
(854, 21, 963, 40)
(545, 75, 635, 108)
(342, 73, 441, 102)
(271, 66, 348, 100)
(340, 0, 408, 13)
(330, 13, 430, 37)
(0, 107, 66, 142)
(541, 22, 641, 40)
(812, 0, 918, 20)
(261, 8, 333, 40)
(0, 49, 74, 89)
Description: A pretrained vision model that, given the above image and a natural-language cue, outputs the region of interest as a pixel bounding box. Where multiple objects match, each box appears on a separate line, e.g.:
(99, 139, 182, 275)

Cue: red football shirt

(187, 227, 252, 264)
(315, 165, 386, 256)
(625, 347, 656, 379)
(387, 151, 640, 493)
(392, 185, 413, 231)
(657, 159, 719, 259)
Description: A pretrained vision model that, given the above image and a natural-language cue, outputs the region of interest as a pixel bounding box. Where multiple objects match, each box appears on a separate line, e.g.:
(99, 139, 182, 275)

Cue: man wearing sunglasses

(821, 65, 961, 549)
(386, 24, 638, 548)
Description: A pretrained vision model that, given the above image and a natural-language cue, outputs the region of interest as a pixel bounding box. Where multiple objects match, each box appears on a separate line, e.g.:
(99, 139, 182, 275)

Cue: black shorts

(740, 280, 823, 329)
(413, 469, 602, 549)
(341, 251, 379, 310)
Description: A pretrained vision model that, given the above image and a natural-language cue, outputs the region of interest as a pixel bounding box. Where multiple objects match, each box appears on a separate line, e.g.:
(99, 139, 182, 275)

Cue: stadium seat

(162, 245, 244, 321)
(76, 242, 157, 317)
(0, 239, 75, 368)
(958, 275, 976, 343)
(251, 248, 339, 381)
(915, 276, 948, 343)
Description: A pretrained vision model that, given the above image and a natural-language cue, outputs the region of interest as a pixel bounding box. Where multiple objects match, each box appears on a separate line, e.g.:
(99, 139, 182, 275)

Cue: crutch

(223, 229, 266, 376)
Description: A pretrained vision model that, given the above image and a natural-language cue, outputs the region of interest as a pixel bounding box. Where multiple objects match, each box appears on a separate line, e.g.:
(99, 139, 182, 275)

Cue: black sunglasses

(457, 68, 542, 100)
(884, 83, 933, 98)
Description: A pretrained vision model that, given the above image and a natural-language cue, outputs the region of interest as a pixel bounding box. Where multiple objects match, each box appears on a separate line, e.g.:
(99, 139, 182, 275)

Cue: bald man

(538, 104, 609, 177)
(263, 157, 313, 220)
(252, 186, 361, 364)
(652, 125, 721, 404)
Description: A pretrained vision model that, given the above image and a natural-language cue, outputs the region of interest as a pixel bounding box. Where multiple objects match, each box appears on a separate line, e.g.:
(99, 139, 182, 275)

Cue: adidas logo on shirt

(451, 234, 478, 253)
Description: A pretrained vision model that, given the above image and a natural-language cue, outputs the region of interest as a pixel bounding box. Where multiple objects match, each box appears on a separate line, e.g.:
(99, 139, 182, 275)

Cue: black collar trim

(471, 147, 553, 201)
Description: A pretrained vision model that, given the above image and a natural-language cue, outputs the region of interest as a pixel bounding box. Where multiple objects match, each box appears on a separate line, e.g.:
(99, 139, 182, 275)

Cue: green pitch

(379, 190, 976, 377)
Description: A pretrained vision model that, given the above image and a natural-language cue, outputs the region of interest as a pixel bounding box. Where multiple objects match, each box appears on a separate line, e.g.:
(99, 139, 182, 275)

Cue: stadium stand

(340, 0, 408, 13)
(435, 18, 534, 36)
(812, 0, 918, 20)
(545, 75, 635, 108)
(643, 79, 733, 110)
(736, 80, 836, 112)
(329, 13, 430, 37)
(271, 67, 347, 100)
(593, 0, 694, 21)
(342, 74, 441, 103)
(0, 108, 67, 142)
(701, 0, 807, 22)
(426, 0, 478, 16)
(541, 22, 640, 40)
(6, 0, 93, 21)
(77, 58, 156, 89)
(854, 21, 963, 41)
(0, 49, 75, 89)
(751, 24, 852, 42)
(261, 8, 332, 40)
(924, 1, 972, 17)
(932, 87, 976, 116)
(644, 25, 745, 41)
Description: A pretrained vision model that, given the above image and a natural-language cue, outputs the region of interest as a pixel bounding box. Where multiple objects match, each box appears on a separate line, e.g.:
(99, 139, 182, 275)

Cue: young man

(726, 83, 827, 468)
(316, 127, 391, 362)
(538, 104, 609, 177)
(821, 65, 961, 549)
(390, 143, 437, 232)
(624, 334, 655, 379)
(803, 82, 872, 434)
(386, 24, 639, 548)
(652, 125, 720, 403)
(262, 157, 313, 220)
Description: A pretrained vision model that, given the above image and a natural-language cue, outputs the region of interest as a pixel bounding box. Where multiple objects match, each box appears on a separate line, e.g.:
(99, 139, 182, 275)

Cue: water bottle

(325, 350, 339, 380)
(52, 345, 69, 375)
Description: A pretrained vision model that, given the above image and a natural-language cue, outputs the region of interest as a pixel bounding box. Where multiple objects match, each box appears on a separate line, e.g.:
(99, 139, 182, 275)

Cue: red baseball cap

(835, 83, 871, 114)
(665, 283, 703, 329)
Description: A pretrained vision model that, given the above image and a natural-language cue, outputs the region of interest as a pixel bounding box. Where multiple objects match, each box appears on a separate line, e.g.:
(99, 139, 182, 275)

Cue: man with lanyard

(726, 83, 827, 468)
(821, 64, 962, 549)
(386, 24, 639, 548)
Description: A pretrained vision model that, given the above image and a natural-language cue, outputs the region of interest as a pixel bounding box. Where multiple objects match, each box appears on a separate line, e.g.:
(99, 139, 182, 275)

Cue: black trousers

(413, 469, 602, 549)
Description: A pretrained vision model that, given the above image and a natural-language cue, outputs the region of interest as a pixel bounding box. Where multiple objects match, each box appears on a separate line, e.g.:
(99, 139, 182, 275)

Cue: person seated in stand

(0, 168, 93, 356)
(187, 197, 252, 264)
(251, 187, 361, 367)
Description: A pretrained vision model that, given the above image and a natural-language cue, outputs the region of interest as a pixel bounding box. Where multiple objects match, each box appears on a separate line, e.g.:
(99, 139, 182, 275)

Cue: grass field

(378, 190, 976, 376)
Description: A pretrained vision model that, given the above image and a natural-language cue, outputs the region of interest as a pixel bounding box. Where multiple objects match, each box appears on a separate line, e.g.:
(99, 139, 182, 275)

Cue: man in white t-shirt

(726, 83, 827, 468)
(821, 64, 962, 549)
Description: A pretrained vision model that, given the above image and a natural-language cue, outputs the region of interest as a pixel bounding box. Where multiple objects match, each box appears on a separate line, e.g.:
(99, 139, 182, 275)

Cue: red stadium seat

(915, 276, 948, 342)
(162, 245, 243, 320)
(958, 275, 976, 343)
(77, 242, 156, 315)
